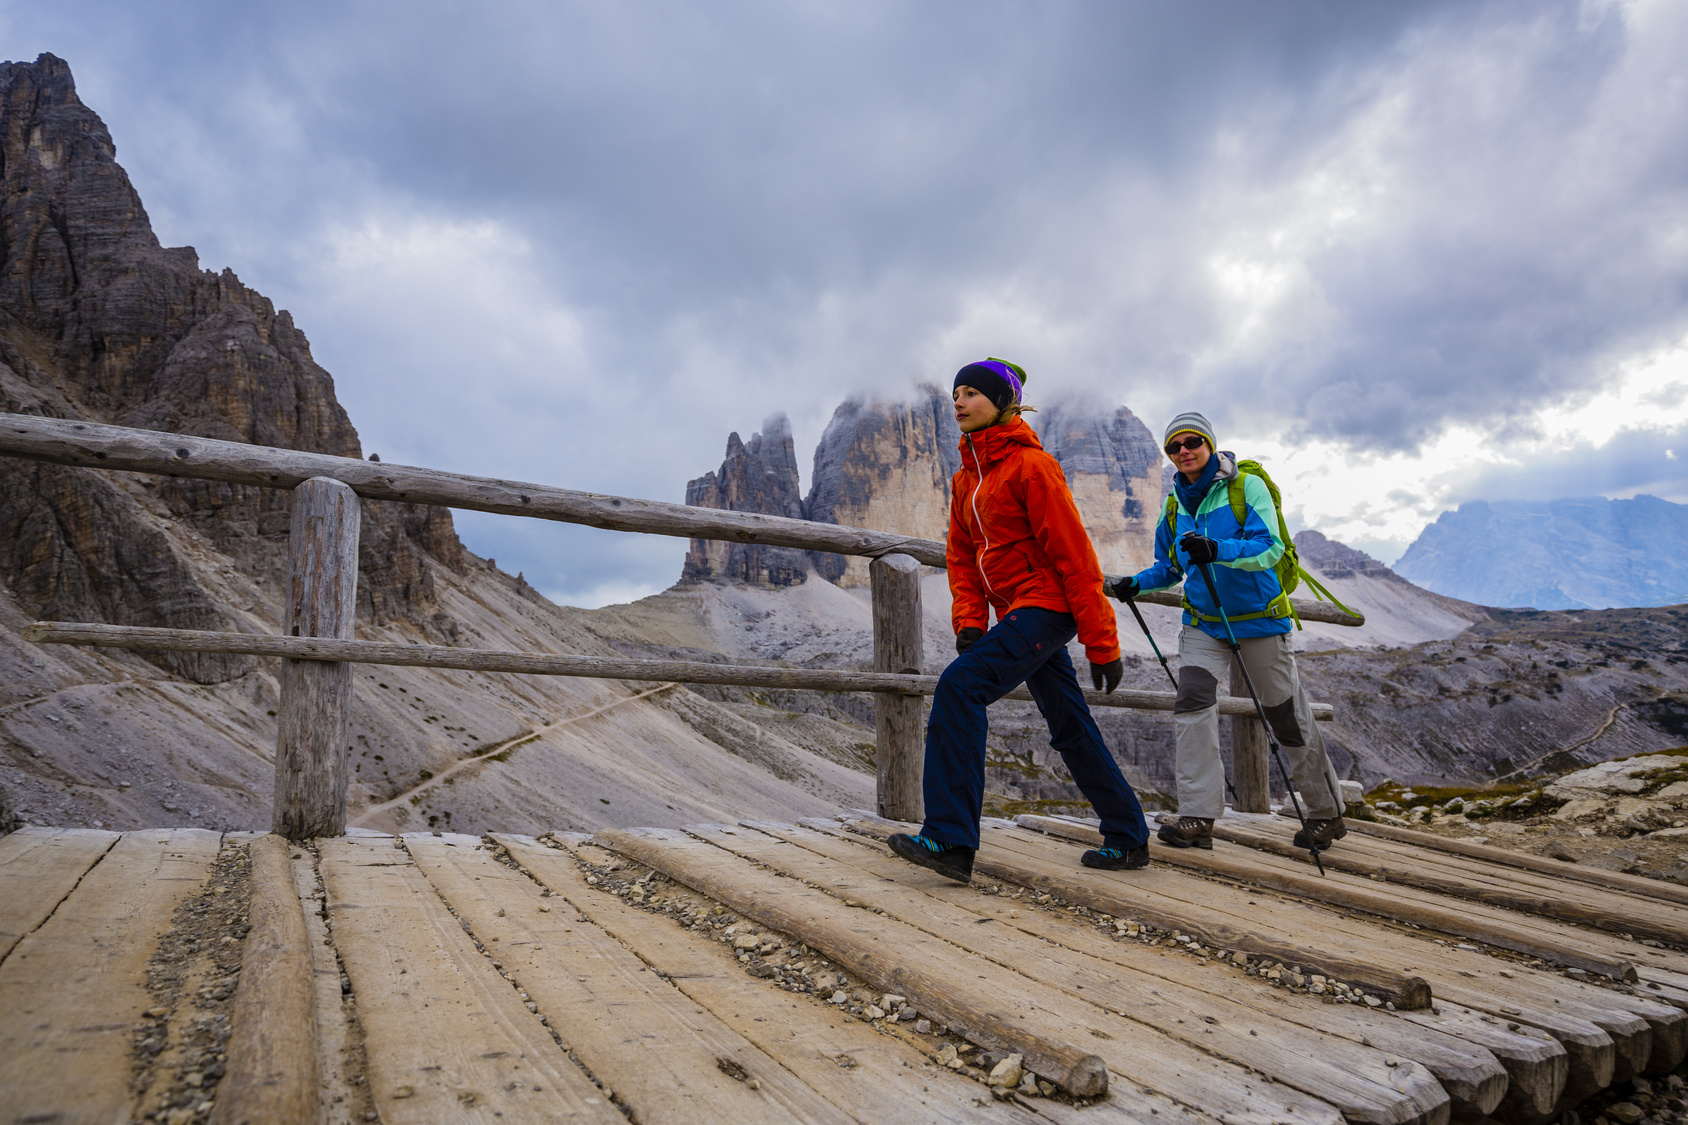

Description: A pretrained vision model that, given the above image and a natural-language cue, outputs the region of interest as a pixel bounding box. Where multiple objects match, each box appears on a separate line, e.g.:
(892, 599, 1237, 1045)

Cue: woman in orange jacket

(888, 359, 1151, 883)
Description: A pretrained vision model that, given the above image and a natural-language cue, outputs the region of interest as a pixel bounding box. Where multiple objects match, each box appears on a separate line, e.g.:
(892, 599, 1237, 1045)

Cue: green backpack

(1162, 459, 1355, 628)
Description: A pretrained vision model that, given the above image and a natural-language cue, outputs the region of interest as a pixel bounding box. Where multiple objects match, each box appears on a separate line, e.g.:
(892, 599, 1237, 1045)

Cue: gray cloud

(4, 0, 1685, 601)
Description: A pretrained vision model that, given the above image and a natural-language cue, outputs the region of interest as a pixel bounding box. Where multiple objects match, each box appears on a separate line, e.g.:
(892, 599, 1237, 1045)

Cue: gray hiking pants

(1173, 628, 1342, 820)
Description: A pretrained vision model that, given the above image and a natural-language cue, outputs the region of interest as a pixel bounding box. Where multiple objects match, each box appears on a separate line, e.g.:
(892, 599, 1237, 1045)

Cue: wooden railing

(1, 412, 1355, 838)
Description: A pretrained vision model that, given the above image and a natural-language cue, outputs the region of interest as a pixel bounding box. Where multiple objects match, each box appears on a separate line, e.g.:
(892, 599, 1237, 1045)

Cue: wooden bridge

(14, 413, 1681, 1124)
(2, 810, 1684, 1124)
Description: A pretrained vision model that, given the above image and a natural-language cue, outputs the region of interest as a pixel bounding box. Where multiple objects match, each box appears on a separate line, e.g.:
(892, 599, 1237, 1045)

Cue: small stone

(733, 934, 760, 951)
(1037, 1079, 1056, 1097)
(747, 1079, 761, 1090)
(1608, 1103, 1642, 1125)
(496, 908, 506, 917)
(538, 905, 550, 912)
(881, 994, 907, 1009)
(915, 1019, 932, 1034)
(1019, 1072, 1040, 1096)
(830, 990, 848, 1005)
(989, 1053, 1025, 1088)
(866, 1005, 886, 1020)
(936, 1044, 959, 1066)
(1363, 995, 1382, 1008)
(393, 1085, 415, 1098)
(145, 1007, 169, 1019)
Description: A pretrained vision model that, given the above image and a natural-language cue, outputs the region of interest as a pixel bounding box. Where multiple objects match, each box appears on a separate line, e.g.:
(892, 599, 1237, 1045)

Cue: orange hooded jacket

(946, 417, 1121, 665)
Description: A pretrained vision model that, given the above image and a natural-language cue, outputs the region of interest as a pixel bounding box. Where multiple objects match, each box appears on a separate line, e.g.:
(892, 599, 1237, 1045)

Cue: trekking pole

(1112, 578, 1242, 806)
(1190, 557, 1326, 876)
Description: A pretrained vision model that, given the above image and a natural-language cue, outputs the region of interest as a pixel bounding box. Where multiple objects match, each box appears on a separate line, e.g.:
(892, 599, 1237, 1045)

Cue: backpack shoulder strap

(1227, 475, 1247, 526)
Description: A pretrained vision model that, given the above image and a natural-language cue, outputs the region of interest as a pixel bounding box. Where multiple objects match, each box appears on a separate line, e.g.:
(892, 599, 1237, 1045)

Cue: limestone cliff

(0, 53, 462, 684)
(1033, 400, 1163, 574)
(804, 385, 959, 586)
(682, 414, 809, 586)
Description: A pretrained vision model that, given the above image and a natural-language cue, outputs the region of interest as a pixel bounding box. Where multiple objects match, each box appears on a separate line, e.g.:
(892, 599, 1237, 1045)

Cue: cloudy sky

(6, 0, 1687, 604)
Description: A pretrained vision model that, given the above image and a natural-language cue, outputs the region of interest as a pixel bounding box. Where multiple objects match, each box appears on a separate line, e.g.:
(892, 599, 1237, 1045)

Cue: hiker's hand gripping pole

(1190, 557, 1326, 876)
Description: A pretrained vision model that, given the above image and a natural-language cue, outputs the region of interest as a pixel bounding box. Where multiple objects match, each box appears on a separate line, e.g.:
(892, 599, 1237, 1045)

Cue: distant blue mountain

(1394, 496, 1688, 609)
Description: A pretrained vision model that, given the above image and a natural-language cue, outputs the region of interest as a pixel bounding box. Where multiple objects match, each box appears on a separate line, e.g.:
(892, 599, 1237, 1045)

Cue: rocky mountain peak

(682, 413, 808, 586)
(1293, 530, 1401, 581)
(803, 385, 959, 585)
(0, 53, 464, 683)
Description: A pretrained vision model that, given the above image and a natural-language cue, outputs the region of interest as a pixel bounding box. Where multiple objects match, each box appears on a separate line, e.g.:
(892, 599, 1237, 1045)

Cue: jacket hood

(1215, 451, 1238, 480)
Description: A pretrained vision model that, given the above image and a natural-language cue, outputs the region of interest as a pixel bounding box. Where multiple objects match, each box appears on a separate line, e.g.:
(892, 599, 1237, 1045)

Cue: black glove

(1090, 658, 1124, 694)
(1180, 532, 1219, 566)
(955, 627, 984, 655)
(1110, 576, 1139, 602)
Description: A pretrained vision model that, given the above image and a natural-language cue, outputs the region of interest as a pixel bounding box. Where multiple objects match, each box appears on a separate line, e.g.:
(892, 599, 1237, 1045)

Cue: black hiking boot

(1293, 817, 1347, 850)
(887, 833, 975, 884)
(1081, 845, 1150, 870)
(1156, 816, 1214, 849)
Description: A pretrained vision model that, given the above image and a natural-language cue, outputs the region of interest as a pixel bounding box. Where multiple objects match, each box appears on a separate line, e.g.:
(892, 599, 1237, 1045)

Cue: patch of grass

(1364, 780, 1564, 821)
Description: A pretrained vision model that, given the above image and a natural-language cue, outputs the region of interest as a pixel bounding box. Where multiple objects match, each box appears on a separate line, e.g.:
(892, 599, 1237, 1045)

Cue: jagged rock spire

(682, 413, 810, 586)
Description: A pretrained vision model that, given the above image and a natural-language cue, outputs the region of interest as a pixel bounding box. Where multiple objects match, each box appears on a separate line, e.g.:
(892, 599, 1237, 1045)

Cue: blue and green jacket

(1130, 452, 1292, 639)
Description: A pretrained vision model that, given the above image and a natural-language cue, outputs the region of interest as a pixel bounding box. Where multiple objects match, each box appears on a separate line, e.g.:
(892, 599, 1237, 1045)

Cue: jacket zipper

(966, 433, 997, 600)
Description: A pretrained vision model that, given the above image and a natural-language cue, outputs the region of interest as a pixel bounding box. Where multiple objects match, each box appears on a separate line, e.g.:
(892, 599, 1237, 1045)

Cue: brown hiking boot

(1156, 816, 1214, 849)
(1293, 817, 1348, 849)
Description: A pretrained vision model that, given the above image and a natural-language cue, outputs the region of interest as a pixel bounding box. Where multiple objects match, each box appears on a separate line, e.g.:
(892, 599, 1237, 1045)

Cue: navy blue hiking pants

(922, 606, 1150, 853)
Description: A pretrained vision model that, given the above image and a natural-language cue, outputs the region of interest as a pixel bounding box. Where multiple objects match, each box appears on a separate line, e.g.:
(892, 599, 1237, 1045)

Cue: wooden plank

(0, 828, 222, 1125)
(968, 818, 1638, 1104)
(595, 827, 1343, 1122)
(497, 833, 1102, 1125)
(1006, 817, 1686, 1071)
(317, 836, 622, 1124)
(1207, 817, 1688, 949)
(871, 552, 925, 821)
(1393, 1003, 1568, 1124)
(767, 818, 1510, 1120)
(833, 812, 1431, 1008)
(0, 825, 118, 961)
(1017, 814, 1642, 981)
(274, 477, 361, 839)
(595, 826, 1108, 1100)
(0, 411, 1366, 626)
(1230, 662, 1271, 813)
(708, 822, 1451, 1125)
(291, 844, 363, 1125)
(1345, 820, 1688, 909)
(213, 835, 318, 1125)
(403, 834, 848, 1124)
(23, 622, 1334, 719)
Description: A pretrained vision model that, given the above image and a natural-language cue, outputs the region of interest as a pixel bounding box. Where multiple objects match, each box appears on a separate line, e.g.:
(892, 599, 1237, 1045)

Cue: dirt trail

(351, 682, 677, 827)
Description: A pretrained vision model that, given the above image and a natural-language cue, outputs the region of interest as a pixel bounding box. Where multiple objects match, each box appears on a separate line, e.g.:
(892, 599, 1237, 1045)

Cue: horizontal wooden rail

(0, 413, 1364, 626)
(21, 622, 1336, 719)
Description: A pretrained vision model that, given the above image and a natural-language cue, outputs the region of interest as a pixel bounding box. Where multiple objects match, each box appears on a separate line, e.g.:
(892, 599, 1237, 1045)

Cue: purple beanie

(953, 359, 1027, 410)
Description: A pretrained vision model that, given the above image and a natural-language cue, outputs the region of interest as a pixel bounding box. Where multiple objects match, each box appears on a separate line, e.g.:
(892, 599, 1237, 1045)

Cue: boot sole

(1155, 828, 1213, 850)
(1081, 854, 1151, 871)
(887, 835, 973, 884)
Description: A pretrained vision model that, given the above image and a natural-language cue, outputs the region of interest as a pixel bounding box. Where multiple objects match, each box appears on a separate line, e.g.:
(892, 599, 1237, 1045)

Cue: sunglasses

(1164, 435, 1208, 456)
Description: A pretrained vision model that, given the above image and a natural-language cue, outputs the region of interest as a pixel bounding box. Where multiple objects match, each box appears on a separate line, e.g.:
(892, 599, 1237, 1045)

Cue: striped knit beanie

(1163, 411, 1217, 451)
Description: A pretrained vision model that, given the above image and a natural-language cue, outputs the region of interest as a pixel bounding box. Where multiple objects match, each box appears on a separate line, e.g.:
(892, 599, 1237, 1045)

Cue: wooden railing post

(869, 553, 924, 822)
(273, 477, 361, 840)
(1229, 662, 1270, 813)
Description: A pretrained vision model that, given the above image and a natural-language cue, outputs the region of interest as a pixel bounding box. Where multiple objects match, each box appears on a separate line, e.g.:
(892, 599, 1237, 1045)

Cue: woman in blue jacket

(1116, 412, 1344, 850)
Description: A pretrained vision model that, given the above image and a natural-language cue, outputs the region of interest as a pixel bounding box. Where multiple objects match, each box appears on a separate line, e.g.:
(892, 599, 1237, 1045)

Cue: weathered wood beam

(0, 412, 944, 562)
(1230, 662, 1270, 813)
(1345, 820, 1688, 909)
(212, 835, 318, 1125)
(595, 826, 1111, 1097)
(1209, 819, 1688, 950)
(869, 553, 924, 822)
(0, 413, 1366, 625)
(1016, 814, 1642, 982)
(836, 811, 1433, 1010)
(21, 621, 1337, 719)
(273, 477, 360, 839)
